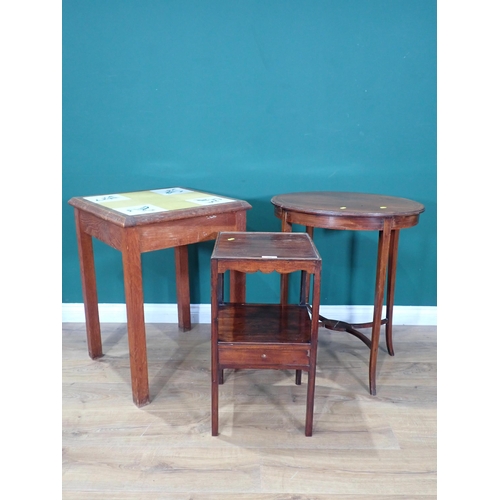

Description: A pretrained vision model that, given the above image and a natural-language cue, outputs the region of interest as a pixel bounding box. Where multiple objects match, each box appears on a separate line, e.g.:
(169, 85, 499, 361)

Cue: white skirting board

(62, 303, 437, 326)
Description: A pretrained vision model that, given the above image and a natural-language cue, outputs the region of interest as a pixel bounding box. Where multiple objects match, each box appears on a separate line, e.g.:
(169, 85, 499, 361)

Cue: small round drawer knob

(261, 354, 267, 359)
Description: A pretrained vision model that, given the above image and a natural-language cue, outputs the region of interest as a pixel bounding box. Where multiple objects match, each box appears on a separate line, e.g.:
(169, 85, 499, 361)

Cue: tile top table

(69, 186, 251, 407)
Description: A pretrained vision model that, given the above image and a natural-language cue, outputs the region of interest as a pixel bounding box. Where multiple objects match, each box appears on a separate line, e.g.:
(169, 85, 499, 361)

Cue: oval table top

(271, 191, 425, 219)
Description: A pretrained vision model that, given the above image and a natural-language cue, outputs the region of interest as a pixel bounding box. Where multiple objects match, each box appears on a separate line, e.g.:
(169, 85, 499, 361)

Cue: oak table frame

(69, 187, 251, 407)
(271, 191, 425, 396)
(211, 231, 322, 436)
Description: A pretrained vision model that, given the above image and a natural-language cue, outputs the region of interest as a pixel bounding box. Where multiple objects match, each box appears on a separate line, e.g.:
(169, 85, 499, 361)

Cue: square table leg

(122, 228, 150, 407)
(175, 245, 191, 331)
(74, 209, 103, 359)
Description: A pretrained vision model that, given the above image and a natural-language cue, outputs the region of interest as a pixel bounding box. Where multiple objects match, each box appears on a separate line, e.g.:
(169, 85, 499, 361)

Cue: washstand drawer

(218, 345, 311, 369)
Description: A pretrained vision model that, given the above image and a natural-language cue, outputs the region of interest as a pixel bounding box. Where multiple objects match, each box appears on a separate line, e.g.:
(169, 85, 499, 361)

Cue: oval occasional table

(271, 191, 425, 395)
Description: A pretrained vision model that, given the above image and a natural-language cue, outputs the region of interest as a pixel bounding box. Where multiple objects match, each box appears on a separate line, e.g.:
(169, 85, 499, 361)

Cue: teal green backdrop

(62, 0, 436, 307)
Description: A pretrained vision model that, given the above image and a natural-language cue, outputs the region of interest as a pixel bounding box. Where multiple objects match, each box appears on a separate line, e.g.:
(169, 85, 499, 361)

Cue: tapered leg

(369, 221, 392, 396)
(212, 360, 219, 436)
(305, 366, 317, 437)
(74, 209, 102, 359)
(211, 263, 220, 436)
(175, 245, 191, 331)
(306, 270, 321, 435)
(211, 382, 219, 436)
(304, 271, 321, 436)
(385, 230, 400, 356)
(122, 229, 150, 407)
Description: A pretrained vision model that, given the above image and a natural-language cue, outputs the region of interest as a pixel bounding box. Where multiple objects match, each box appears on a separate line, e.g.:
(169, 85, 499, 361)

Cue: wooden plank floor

(62, 323, 437, 499)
